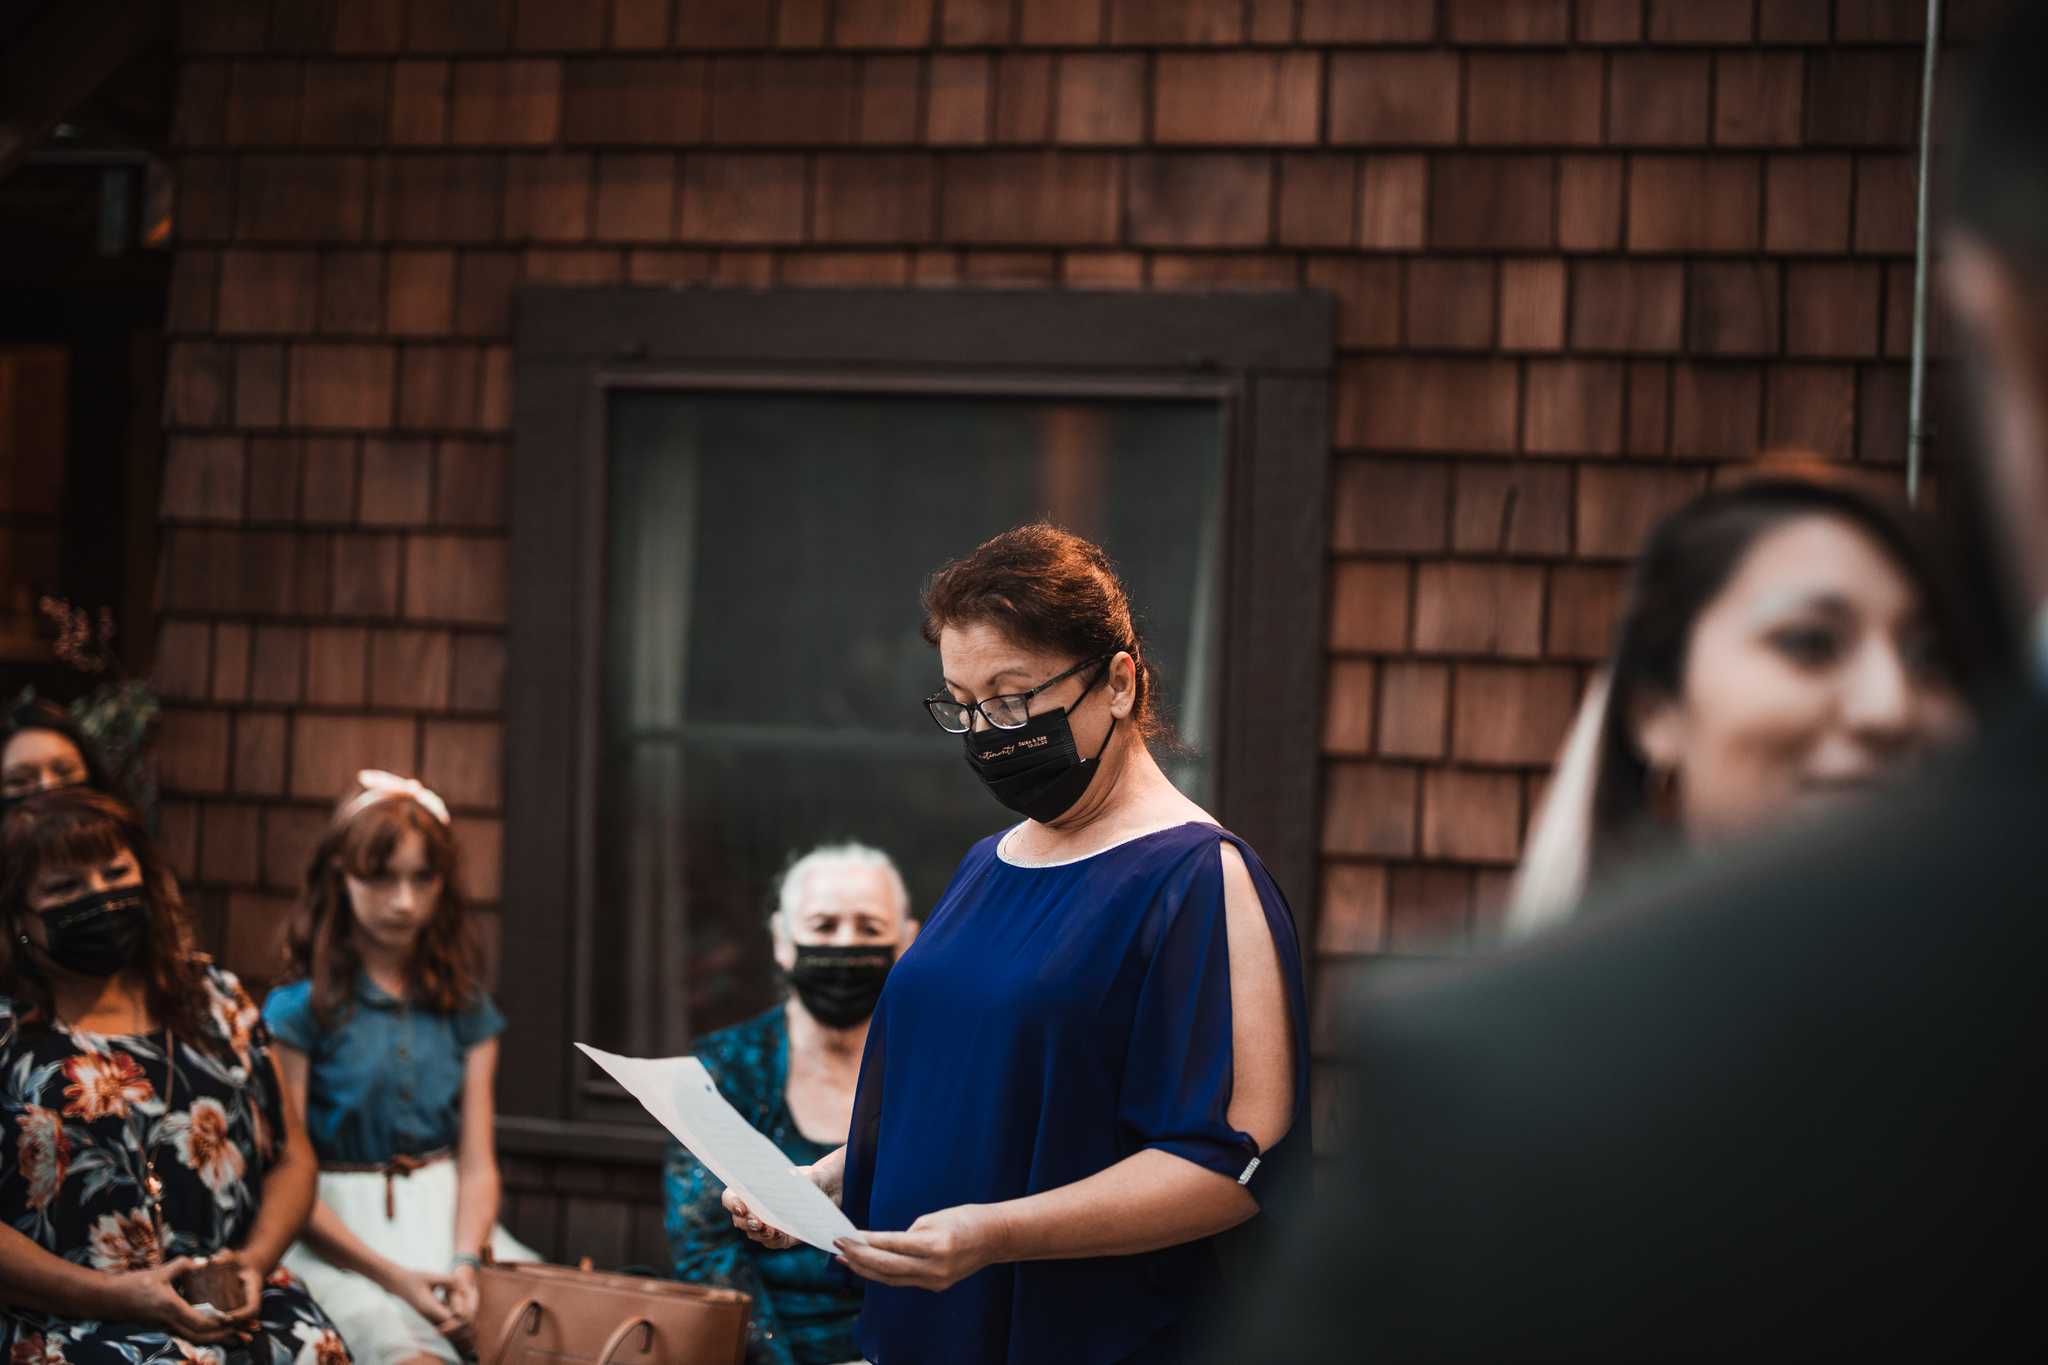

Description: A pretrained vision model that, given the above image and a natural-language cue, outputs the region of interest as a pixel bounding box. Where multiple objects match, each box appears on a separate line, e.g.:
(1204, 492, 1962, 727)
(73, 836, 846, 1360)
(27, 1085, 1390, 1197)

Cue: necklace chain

(142, 1026, 175, 1245)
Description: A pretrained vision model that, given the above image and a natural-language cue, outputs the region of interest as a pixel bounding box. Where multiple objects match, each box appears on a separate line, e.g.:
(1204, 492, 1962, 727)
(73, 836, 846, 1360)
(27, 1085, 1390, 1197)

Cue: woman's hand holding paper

(832, 1204, 1006, 1293)
(724, 1160, 840, 1251)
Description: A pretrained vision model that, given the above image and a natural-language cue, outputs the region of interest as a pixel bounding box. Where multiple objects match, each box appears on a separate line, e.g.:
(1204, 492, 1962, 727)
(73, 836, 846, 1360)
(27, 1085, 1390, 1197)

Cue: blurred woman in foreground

(1508, 469, 1981, 936)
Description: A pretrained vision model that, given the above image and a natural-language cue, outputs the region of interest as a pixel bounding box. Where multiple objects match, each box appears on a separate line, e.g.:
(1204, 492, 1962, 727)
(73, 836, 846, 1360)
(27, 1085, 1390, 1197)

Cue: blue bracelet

(450, 1253, 482, 1272)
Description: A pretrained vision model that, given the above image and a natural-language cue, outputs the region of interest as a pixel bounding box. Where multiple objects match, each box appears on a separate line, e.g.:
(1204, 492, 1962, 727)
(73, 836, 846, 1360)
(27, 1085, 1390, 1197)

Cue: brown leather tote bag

(476, 1260, 750, 1365)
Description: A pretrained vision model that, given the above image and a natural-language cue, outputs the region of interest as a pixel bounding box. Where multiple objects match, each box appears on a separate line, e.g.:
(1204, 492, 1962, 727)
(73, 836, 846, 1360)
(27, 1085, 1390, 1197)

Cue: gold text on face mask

(976, 734, 1052, 760)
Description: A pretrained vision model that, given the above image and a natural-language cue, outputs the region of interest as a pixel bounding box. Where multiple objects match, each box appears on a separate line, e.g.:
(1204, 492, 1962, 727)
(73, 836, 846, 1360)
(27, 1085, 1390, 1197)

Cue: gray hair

(772, 842, 912, 927)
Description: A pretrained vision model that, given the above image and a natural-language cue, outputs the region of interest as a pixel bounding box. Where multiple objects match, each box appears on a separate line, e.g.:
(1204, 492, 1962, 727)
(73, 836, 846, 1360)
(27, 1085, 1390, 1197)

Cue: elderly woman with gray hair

(663, 843, 919, 1365)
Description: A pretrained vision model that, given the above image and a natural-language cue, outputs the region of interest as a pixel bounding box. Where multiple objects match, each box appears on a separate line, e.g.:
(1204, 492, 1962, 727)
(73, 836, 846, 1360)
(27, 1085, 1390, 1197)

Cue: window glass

(597, 389, 1227, 1054)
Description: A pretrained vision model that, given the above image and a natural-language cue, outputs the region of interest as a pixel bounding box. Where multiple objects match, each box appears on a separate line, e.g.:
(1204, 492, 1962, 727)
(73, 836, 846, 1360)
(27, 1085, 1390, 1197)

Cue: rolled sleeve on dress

(453, 993, 506, 1049)
(261, 978, 321, 1052)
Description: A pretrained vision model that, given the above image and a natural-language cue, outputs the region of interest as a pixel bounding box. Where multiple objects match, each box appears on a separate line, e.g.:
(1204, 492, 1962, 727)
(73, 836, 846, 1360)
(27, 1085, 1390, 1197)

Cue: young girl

(262, 772, 532, 1365)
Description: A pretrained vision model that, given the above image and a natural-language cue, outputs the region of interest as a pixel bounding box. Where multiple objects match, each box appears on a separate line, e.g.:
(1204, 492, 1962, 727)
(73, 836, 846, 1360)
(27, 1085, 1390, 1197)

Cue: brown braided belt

(320, 1147, 453, 1220)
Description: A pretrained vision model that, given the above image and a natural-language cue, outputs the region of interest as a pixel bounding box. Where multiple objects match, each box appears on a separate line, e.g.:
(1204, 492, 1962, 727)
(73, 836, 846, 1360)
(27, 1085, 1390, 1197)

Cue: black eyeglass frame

(923, 653, 1114, 734)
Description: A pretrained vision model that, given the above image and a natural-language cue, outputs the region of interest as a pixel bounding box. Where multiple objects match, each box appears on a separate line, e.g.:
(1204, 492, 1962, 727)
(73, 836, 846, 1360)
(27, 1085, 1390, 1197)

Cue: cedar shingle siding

(161, 3, 1962, 1210)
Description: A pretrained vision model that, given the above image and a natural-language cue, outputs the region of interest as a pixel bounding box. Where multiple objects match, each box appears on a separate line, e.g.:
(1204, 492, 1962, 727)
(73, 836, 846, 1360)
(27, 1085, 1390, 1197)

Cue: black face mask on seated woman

(26, 884, 150, 977)
(787, 944, 895, 1027)
(963, 662, 1118, 824)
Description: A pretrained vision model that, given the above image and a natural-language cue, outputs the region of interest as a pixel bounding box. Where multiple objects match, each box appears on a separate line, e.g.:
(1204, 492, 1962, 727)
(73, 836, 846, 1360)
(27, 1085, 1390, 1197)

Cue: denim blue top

(841, 822, 1312, 1365)
(262, 973, 504, 1164)
(664, 1005, 860, 1365)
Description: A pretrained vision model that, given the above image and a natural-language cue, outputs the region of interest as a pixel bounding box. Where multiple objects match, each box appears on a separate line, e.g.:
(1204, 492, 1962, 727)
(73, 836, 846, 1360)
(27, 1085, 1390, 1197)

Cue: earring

(1646, 765, 1680, 821)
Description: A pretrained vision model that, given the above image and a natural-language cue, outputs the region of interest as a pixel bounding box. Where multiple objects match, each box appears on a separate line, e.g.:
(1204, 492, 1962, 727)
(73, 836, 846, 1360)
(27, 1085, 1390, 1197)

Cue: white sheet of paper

(576, 1043, 866, 1254)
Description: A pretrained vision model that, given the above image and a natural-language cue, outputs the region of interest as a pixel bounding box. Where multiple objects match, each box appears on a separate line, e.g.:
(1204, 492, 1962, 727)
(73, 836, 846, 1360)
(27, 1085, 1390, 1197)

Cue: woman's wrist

(365, 1254, 409, 1292)
(53, 1261, 119, 1320)
(974, 1202, 1018, 1265)
(233, 1237, 282, 1277)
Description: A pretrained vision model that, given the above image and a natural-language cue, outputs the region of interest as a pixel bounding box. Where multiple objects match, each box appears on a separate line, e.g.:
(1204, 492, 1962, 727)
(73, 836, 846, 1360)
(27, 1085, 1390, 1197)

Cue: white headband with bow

(338, 770, 451, 827)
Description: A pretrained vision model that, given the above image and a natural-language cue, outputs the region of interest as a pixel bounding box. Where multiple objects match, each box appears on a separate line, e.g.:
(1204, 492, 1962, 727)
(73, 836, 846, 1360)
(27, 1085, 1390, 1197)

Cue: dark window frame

(502, 287, 1333, 1152)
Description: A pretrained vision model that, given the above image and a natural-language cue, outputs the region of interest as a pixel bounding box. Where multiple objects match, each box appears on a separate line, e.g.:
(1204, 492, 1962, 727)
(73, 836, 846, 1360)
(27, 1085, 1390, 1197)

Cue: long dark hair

(2, 698, 119, 797)
(0, 787, 219, 1046)
(1587, 470, 1983, 877)
(920, 522, 1168, 741)
(284, 781, 480, 1029)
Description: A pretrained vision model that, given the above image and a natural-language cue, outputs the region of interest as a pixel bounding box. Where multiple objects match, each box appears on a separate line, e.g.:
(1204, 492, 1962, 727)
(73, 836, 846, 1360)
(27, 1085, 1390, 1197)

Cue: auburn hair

(284, 781, 481, 1029)
(921, 522, 1166, 739)
(0, 787, 221, 1049)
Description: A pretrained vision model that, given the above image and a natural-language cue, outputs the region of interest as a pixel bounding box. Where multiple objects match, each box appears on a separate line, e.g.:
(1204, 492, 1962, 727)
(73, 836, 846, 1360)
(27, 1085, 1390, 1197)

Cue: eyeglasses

(924, 655, 1111, 734)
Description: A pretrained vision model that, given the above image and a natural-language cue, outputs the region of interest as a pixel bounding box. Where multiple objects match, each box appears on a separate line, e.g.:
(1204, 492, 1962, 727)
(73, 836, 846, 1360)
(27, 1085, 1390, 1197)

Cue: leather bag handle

(595, 1316, 655, 1365)
(484, 1297, 543, 1365)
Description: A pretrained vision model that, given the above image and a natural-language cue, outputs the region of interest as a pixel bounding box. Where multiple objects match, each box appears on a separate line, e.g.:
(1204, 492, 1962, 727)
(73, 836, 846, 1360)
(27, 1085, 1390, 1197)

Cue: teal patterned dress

(0, 965, 352, 1364)
(662, 1006, 859, 1365)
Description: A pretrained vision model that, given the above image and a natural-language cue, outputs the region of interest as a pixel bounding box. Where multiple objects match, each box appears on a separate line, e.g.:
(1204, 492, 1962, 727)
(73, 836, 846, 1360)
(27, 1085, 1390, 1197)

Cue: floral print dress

(1, 965, 351, 1365)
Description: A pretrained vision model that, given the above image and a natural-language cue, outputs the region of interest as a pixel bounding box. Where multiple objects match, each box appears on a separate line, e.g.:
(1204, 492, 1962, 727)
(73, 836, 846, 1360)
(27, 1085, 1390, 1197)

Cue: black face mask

(29, 885, 150, 979)
(787, 944, 894, 1028)
(962, 667, 1117, 825)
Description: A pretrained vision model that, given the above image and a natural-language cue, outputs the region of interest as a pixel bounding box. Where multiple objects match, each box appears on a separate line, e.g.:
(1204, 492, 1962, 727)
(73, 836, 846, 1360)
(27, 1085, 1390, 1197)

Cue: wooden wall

(152, 0, 1982, 1257)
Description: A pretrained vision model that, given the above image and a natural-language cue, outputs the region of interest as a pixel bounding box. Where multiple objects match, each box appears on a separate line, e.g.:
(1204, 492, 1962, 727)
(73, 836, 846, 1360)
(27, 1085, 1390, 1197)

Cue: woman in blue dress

(726, 524, 1311, 1364)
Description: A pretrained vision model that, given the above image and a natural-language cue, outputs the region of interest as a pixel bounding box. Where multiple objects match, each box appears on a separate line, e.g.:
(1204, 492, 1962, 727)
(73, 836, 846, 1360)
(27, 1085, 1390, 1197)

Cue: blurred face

(3, 729, 90, 800)
(772, 864, 912, 971)
(18, 845, 144, 952)
(1633, 514, 1969, 843)
(342, 829, 443, 954)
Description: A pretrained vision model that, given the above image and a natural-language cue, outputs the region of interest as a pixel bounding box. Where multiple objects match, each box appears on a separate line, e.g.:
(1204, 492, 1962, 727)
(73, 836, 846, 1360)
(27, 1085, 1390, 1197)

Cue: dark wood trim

(497, 1114, 670, 1166)
(505, 287, 1334, 1124)
(501, 358, 591, 1118)
(516, 288, 1333, 373)
(1220, 375, 1333, 930)
(0, 0, 168, 179)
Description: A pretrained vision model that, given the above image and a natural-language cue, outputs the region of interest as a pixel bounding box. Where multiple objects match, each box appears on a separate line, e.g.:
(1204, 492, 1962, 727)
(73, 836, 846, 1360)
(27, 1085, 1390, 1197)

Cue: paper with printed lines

(577, 1042, 865, 1254)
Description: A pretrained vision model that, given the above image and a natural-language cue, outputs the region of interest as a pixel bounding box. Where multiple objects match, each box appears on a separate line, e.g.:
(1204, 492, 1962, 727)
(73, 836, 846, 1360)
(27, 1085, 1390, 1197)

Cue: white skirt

(281, 1160, 537, 1365)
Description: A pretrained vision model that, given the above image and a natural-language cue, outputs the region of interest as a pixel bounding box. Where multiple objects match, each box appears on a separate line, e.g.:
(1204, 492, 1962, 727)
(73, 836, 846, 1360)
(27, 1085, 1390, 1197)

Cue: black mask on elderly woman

(787, 944, 895, 1028)
(963, 664, 1117, 825)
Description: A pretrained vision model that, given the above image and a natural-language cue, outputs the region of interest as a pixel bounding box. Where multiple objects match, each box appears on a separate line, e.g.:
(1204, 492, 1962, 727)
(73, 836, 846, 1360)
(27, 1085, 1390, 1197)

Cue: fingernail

(747, 1218, 761, 1230)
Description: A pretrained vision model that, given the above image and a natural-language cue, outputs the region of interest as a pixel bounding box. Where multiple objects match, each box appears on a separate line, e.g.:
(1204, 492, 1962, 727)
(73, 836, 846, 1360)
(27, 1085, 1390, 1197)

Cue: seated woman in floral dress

(0, 786, 350, 1364)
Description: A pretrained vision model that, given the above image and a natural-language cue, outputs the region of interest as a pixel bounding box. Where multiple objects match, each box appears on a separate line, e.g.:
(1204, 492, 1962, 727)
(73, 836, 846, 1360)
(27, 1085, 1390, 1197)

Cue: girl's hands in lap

(442, 1261, 480, 1350)
(381, 1264, 459, 1336)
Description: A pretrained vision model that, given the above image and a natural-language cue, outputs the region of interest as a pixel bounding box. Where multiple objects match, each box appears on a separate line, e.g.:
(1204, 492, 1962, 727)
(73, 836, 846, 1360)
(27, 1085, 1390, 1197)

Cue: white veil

(1502, 672, 1613, 942)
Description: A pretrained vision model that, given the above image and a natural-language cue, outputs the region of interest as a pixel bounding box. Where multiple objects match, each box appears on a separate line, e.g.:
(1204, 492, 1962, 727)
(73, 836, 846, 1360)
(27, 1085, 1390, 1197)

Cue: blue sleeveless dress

(841, 822, 1312, 1365)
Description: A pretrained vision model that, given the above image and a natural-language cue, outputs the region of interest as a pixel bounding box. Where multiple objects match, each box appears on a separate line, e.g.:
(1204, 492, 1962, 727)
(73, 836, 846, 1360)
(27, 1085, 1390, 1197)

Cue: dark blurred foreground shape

(1211, 1, 2048, 1356)
(1218, 727, 2046, 1358)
